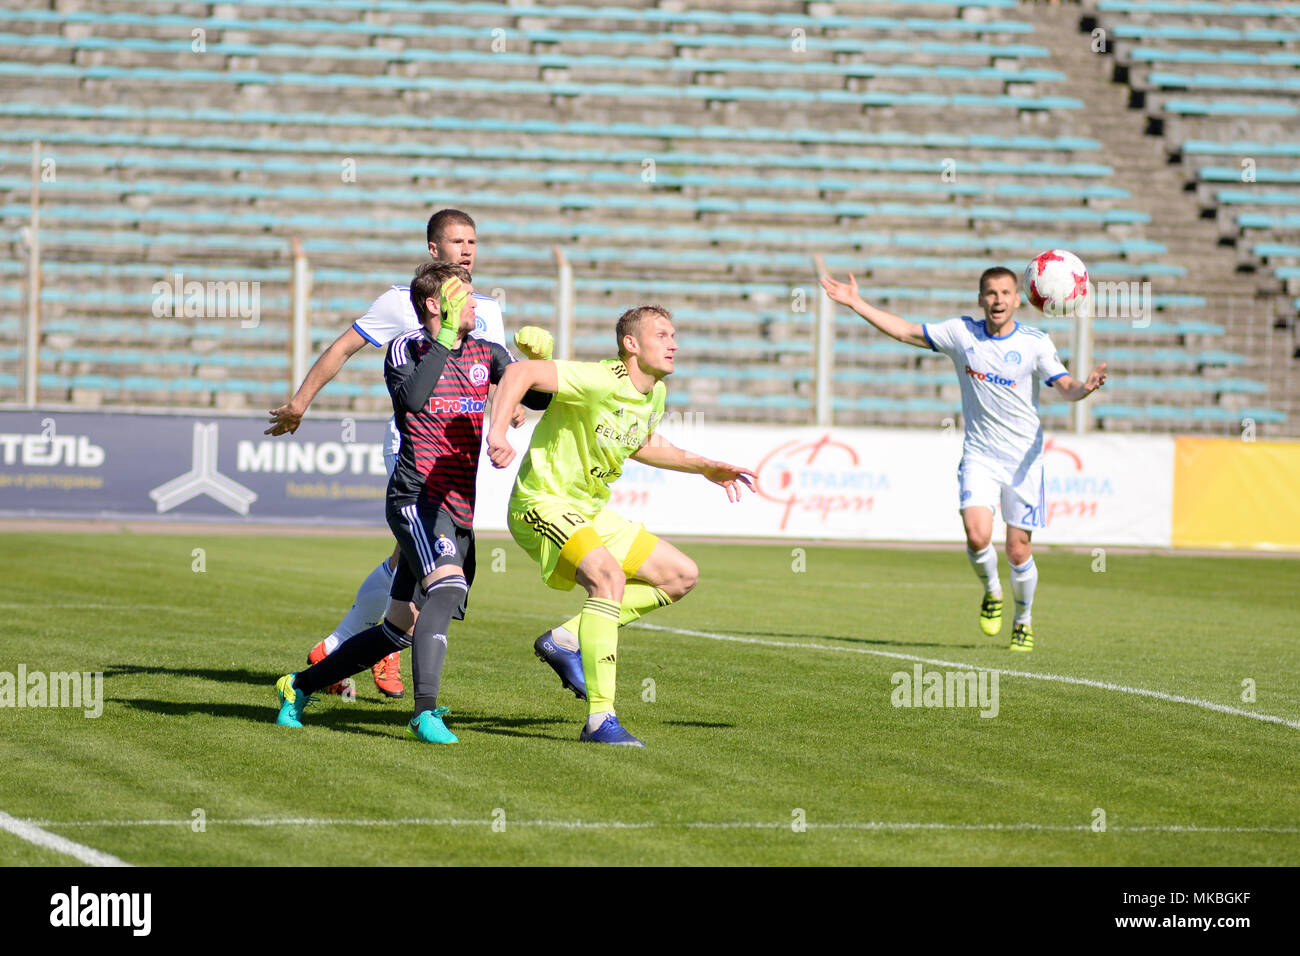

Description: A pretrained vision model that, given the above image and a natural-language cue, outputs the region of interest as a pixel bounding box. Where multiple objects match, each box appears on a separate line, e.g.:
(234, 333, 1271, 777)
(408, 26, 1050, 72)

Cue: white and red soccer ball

(1023, 250, 1089, 317)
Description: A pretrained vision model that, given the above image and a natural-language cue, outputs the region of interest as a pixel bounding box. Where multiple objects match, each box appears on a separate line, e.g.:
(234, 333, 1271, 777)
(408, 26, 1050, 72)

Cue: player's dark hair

(410, 261, 473, 325)
(978, 266, 1018, 293)
(616, 305, 672, 359)
(426, 208, 476, 245)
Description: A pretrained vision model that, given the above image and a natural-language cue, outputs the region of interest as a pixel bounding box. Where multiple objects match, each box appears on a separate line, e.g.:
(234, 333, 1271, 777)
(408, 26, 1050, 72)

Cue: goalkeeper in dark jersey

(273, 262, 550, 742)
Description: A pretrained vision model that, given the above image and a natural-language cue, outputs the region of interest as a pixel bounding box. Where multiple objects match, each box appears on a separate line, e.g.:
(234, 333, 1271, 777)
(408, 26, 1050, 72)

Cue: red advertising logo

(755, 433, 884, 530)
(1043, 437, 1113, 524)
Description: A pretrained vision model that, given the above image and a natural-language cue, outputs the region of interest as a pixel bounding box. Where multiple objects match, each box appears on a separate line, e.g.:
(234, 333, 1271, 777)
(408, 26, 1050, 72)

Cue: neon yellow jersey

(511, 359, 667, 518)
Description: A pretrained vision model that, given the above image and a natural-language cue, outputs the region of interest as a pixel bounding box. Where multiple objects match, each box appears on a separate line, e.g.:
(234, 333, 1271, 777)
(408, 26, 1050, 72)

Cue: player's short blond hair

(616, 305, 673, 359)
(979, 267, 1018, 293)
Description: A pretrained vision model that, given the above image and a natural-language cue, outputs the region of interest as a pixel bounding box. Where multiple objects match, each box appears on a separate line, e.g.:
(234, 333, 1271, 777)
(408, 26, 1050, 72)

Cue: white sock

(966, 545, 1002, 598)
(1010, 557, 1037, 625)
(329, 558, 397, 646)
(550, 625, 579, 652)
(586, 711, 613, 732)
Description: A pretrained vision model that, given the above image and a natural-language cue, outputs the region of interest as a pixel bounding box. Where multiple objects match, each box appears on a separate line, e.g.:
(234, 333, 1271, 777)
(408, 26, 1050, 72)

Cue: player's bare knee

(579, 552, 625, 602)
(386, 599, 416, 634)
(667, 556, 699, 599)
(1007, 542, 1032, 566)
(966, 531, 992, 552)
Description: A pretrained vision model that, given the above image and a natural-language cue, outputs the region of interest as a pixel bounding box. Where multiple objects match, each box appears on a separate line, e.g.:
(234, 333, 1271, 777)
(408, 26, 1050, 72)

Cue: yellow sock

(560, 584, 672, 636)
(578, 597, 621, 717)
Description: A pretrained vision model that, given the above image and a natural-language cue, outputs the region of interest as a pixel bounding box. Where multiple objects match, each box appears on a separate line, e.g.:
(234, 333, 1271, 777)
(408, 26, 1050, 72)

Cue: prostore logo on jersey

(430, 396, 486, 415)
(964, 364, 1016, 388)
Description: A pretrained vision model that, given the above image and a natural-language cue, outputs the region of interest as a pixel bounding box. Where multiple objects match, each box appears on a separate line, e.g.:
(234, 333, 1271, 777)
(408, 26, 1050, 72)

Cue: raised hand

(266, 402, 304, 435)
(1085, 362, 1108, 394)
(701, 461, 757, 503)
(819, 272, 860, 308)
(434, 276, 472, 347)
(514, 326, 554, 361)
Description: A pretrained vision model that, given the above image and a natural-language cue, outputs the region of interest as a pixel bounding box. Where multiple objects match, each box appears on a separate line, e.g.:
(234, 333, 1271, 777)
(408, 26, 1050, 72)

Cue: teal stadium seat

(0, 8, 1037, 56)
(114, 0, 1031, 30)
(1199, 167, 1300, 184)
(0, 132, 1113, 178)
(0, 32, 1069, 85)
(1150, 72, 1300, 93)
(0, 61, 1083, 112)
(1216, 190, 1300, 207)
(1164, 100, 1297, 117)
(1097, 1, 1300, 17)
(1184, 140, 1300, 158)
(0, 102, 1102, 152)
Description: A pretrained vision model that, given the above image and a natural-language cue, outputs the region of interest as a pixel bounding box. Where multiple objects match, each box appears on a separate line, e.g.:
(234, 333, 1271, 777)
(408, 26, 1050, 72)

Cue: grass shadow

(441, 710, 572, 741)
(724, 630, 983, 650)
(103, 663, 283, 685)
(119, 697, 403, 739)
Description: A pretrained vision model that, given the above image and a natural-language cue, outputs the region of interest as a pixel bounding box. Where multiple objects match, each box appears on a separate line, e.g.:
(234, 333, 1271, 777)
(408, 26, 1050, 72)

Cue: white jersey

(352, 285, 507, 351)
(351, 285, 509, 467)
(922, 315, 1067, 470)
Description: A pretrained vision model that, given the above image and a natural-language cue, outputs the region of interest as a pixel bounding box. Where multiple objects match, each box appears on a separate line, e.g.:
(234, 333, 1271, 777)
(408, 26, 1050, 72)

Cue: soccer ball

(1023, 250, 1089, 317)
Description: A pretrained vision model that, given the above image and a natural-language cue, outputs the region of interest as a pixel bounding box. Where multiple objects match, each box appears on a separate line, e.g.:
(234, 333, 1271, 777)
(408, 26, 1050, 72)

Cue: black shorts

(386, 500, 476, 621)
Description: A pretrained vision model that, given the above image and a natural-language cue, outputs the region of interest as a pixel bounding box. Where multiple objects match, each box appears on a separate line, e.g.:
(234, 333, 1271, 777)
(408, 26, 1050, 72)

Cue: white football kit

(351, 286, 507, 475)
(921, 315, 1067, 531)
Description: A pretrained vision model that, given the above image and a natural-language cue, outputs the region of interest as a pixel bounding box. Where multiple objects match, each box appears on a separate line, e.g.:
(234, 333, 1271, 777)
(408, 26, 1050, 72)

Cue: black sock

(412, 575, 468, 717)
(294, 620, 408, 695)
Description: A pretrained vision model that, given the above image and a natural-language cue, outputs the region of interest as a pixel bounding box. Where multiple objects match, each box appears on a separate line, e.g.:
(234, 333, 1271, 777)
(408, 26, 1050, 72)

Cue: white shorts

(957, 455, 1046, 531)
(384, 416, 401, 478)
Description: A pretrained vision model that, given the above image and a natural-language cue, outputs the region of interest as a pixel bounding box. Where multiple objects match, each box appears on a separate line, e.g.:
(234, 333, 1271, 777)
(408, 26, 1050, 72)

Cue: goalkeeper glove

(434, 276, 471, 349)
(513, 326, 554, 361)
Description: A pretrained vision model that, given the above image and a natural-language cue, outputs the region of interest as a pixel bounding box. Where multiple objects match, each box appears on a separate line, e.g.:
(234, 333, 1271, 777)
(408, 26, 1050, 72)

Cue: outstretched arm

(1051, 363, 1108, 401)
(487, 360, 559, 469)
(266, 326, 369, 434)
(819, 273, 930, 349)
(631, 433, 756, 502)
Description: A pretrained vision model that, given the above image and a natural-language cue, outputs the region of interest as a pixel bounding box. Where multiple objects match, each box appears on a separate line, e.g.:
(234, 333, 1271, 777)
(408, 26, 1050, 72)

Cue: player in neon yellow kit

(487, 305, 756, 747)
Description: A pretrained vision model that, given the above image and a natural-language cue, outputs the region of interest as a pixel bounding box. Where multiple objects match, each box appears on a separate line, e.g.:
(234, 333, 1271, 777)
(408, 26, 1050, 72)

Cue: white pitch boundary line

(19, 817, 1300, 834)
(630, 622, 1300, 731)
(0, 809, 132, 866)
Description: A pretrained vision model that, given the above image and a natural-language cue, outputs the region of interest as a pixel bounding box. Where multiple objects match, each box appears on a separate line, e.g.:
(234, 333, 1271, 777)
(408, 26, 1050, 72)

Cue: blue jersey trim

(922, 324, 938, 352)
(984, 320, 1019, 340)
(1045, 371, 1067, 385)
(352, 321, 383, 347)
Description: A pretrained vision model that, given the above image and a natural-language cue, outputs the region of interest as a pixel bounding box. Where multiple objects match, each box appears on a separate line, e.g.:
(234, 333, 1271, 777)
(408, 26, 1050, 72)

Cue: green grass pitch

(1, 530, 1297, 866)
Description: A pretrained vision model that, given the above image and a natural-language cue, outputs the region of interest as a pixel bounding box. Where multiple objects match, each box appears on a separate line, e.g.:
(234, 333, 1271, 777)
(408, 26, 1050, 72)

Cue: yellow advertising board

(1172, 437, 1300, 550)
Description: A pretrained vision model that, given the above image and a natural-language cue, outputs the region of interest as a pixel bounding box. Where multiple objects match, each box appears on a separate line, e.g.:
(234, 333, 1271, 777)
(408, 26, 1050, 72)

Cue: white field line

(743, 578, 950, 588)
(0, 809, 132, 866)
(19, 817, 1300, 834)
(629, 622, 1300, 731)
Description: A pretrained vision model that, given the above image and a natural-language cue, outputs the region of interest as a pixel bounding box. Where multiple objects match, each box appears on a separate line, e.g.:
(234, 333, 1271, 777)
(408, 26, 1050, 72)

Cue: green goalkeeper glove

(513, 326, 554, 361)
(434, 276, 471, 349)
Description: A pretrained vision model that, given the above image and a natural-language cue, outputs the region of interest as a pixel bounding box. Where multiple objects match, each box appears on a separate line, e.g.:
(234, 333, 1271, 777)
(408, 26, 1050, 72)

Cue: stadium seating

(0, 0, 1291, 431)
(1085, 0, 1298, 428)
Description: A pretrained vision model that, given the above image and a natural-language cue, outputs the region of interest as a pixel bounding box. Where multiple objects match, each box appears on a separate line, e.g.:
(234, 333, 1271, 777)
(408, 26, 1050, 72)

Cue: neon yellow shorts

(508, 494, 659, 591)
